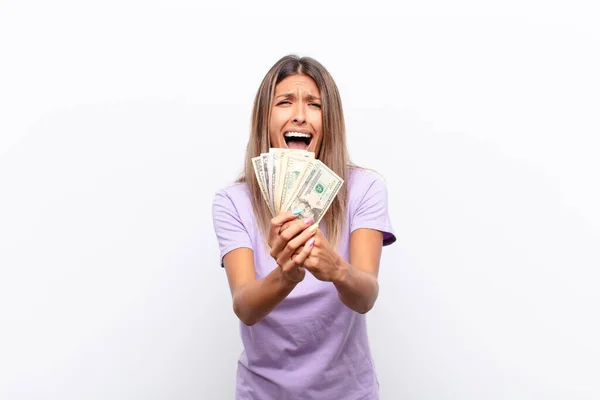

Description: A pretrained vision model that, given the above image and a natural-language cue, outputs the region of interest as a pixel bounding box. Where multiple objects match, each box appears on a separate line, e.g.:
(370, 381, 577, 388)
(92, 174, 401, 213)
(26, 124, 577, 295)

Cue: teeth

(284, 132, 311, 138)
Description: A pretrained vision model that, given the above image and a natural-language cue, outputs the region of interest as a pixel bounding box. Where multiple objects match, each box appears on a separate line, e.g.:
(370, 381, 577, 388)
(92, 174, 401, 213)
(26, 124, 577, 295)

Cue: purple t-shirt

(212, 167, 396, 400)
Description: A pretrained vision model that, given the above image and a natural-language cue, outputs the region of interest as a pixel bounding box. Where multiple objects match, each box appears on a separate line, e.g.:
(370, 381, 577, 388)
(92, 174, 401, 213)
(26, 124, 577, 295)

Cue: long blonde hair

(237, 55, 350, 248)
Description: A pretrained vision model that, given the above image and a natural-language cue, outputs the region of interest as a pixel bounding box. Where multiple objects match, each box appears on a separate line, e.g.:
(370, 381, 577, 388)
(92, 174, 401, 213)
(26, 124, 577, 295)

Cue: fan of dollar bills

(252, 149, 344, 224)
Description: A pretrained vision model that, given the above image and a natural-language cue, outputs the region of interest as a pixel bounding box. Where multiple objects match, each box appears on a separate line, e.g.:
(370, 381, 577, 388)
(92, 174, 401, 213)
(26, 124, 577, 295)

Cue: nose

(292, 103, 306, 125)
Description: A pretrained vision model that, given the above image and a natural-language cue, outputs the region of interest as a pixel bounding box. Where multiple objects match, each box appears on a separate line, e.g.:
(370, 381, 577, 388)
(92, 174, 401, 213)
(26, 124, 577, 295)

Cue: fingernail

(292, 209, 303, 215)
(304, 217, 314, 226)
(309, 223, 319, 233)
(307, 238, 315, 247)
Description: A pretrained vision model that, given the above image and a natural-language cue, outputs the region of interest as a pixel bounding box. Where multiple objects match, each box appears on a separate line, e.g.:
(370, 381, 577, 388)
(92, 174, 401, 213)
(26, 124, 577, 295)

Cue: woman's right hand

(268, 211, 318, 283)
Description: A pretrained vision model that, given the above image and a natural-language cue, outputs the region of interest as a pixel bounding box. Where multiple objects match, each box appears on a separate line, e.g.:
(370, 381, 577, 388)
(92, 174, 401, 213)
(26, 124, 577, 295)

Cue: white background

(1, 1, 599, 399)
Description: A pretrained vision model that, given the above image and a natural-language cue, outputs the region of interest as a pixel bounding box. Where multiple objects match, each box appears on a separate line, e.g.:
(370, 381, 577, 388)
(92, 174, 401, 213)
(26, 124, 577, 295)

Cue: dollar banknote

(260, 153, 272, 213)
(268, 149, 288, 215)
(270, 149, 315, 214)
(252, 149, 342, 222)
(278, 154, 315, 213)
(284, 160, 343, 225)
(252, 156, 274, 215)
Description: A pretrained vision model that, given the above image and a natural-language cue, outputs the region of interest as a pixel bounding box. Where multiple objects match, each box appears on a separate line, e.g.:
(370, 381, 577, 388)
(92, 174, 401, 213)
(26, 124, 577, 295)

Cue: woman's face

(269, 74, 323, 153)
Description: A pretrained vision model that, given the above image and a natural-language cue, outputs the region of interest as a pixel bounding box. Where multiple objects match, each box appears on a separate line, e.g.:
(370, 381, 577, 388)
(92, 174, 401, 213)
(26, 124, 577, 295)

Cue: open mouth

(284, 131, 312, 150)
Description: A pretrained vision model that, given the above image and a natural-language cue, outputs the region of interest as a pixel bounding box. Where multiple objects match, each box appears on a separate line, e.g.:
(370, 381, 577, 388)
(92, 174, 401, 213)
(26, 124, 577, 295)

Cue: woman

(212, 55, 396, 399)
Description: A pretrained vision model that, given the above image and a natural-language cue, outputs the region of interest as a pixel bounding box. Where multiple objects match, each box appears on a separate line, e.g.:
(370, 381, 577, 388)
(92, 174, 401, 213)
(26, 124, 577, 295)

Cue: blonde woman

(212, 55, 396, 399)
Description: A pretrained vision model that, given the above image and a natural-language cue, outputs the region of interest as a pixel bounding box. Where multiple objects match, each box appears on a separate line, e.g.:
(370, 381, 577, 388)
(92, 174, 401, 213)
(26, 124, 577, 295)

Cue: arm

(333, 228, 382, 314)
(223, 248, 299, 326)
(299, 172, 394, 313)
(301, 228, 383, 314)
(223, 212, 317, 326)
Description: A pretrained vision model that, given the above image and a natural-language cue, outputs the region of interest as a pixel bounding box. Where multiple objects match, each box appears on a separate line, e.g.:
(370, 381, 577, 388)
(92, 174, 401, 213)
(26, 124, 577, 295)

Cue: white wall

(1, 1, 599, 399)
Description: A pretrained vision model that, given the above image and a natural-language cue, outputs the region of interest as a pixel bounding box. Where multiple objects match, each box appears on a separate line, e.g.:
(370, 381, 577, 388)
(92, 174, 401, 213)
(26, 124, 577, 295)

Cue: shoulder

(212, 181, 257, 265)
(213, 182, 251, 208)
(347, 167, 388, 200)
(347, 167, 396, 245)
(212, 181, 256, 235)
(215, 181, 249, 199)
(212, 181, 254, 227)
(348, 167, 385, 183)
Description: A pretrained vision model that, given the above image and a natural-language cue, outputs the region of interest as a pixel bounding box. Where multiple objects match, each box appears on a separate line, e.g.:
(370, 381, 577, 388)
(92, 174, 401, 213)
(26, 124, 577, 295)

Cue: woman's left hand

(301, 229, 347, 282)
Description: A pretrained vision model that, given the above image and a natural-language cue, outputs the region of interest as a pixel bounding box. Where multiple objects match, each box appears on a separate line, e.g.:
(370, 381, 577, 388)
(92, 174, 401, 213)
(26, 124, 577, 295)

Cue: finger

(271, 216, 314, 259)
(282, 237, 315, 273)
(280, 219, 296, 233)
(276, 222, 318, 265)
(275, 220, 317, 264)
(268, 210, 302, 245)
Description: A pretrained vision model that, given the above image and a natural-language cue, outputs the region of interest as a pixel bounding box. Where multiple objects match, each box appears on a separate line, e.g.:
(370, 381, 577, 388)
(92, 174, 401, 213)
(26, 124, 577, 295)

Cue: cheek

(268, 115, 276, 133)
(313, 113, 323, 137)
(314, 126, 324, 146)
(269, 112, 283, 145)
(270, 135, 284, 148)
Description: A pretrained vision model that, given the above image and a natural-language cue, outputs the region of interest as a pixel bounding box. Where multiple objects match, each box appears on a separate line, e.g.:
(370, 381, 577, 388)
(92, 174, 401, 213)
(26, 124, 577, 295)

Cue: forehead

(274, 74, 320, 96)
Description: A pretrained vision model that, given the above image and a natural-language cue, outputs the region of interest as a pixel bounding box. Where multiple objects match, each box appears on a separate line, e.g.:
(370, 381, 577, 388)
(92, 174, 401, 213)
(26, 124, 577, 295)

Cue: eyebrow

(275, 92, 321, 101)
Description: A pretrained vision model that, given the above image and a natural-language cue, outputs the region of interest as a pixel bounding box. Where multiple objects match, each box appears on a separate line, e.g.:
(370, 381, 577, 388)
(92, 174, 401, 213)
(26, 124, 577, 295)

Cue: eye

(276, 100, 291, 106)
(309, 103, 322, 108)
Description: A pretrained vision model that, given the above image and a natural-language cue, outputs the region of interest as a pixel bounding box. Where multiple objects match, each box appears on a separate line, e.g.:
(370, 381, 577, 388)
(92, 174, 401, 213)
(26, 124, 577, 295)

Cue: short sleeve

(212, 190, 254, 267)
(351, 174, 396, 246)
